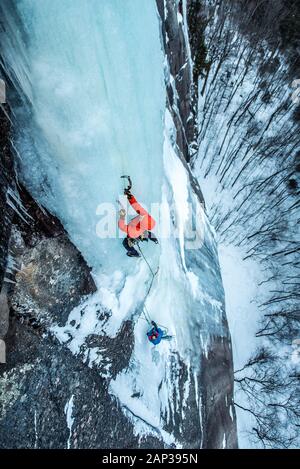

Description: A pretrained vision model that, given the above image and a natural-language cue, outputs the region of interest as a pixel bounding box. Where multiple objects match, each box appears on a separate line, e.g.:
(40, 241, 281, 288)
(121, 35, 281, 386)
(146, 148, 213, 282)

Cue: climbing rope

(141, 306, 152, 325)
(141, 306, 170, 336)
(137, 241, 160, 299)
(127, 218, 172, 337)
(141, 306, 167, 330)
(136, 243, 156, 278)
(136, 242, 160, 326)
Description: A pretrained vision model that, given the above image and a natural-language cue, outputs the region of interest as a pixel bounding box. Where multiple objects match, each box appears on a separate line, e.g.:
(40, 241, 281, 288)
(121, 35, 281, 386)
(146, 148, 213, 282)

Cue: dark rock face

(0, 104, 15, 287)
(86, 320, 134, 380)
(161, 353, 203, 448)
(201, 337, 237, 448)
(162, 349, 237, 449)
(13, 183, 65, 246)
(156, 0, 198, 163)
(156, 0, 205, 207)
(0, 104, 97, 339)
(0, 102, 15, 366)
(11, 234, 96, 327)
(0, 319, 163, 449)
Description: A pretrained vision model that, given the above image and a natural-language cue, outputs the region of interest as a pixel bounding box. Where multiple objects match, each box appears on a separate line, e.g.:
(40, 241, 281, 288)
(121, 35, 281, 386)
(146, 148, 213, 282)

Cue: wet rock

(86, 320, 134, 379)
(156, 0, 198, 163)
(11, 233, 96, 326)
(0, 285, 9, 340)
(156, 0, 205, 206)
(200, 336, 238, 449)
(0, 103, 15, 286)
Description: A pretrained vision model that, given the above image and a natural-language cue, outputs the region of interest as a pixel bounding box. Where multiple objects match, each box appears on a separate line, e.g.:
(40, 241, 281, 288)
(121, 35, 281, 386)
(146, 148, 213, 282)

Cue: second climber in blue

(147, 321, 165, 345)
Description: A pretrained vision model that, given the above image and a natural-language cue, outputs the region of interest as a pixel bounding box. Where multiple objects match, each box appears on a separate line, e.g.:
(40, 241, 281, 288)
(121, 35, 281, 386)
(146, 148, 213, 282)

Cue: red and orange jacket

(118, 195, 156, 239)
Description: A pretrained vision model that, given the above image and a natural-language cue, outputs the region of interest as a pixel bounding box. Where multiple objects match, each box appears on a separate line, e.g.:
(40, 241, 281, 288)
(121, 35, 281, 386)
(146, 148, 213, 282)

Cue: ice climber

(147, 321, 166, 345)
(118, 185, 158, 258)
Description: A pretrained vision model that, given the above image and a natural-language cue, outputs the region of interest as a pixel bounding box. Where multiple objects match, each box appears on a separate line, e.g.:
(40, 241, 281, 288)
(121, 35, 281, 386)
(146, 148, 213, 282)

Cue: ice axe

(121, 175, 132, 193)
(117, 175, 132, 208)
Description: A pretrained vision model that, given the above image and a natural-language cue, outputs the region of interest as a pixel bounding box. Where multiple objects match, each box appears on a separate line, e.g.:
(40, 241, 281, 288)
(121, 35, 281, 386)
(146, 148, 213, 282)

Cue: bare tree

(189, 0, 300, 448)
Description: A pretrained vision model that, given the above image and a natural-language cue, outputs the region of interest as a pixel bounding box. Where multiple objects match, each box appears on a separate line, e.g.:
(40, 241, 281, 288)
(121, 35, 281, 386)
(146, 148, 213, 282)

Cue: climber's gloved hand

(124, 188, 132, 199)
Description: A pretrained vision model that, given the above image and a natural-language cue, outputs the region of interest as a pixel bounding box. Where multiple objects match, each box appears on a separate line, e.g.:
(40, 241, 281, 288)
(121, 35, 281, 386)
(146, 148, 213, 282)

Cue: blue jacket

(147, 327, 164, 345)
